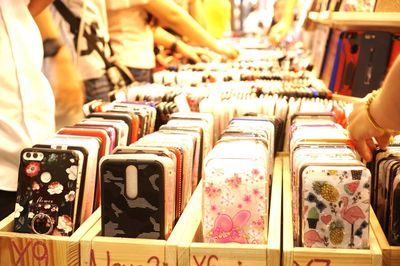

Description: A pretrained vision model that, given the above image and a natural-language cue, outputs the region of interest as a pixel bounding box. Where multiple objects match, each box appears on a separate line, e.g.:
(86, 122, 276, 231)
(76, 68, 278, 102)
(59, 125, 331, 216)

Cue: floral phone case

(14, 148, 79, 236)
(40, 135, 100, 224)
(202, 139, 270, 244)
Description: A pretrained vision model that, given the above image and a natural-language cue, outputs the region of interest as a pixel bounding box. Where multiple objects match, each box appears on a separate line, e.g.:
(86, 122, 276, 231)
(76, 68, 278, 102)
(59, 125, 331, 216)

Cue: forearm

(188, 0, 208, 30)
(369, 56, 400, 131)
(154, 27, 177, 48)
(28, 0, 53, 17)
(145, 0, 221, 53)
(34, 7, 60, 39)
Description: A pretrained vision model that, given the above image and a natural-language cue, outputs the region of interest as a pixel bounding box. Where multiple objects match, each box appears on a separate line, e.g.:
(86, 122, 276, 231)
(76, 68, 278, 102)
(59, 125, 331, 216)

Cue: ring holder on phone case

(31, 212, 55, 235)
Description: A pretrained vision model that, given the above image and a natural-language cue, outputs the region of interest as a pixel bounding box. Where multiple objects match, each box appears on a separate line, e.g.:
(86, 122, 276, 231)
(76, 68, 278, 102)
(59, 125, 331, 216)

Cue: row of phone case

(202, 115, 276, 244)
(367, 143, 400, 245)
(153, 68, 313, 86)
(320, 30, 399, 97)
(13, 101, 157, 236)
(100, 112, 214, 239)
(289, 112, 371, 249)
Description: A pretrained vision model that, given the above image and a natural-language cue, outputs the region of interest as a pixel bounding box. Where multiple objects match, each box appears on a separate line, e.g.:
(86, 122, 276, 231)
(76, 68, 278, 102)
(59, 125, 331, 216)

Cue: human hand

(268, 20, 292, 46)
(215, 44, 239, 60)
(347, 100, 392, 162)
(176, 41, 215, 63)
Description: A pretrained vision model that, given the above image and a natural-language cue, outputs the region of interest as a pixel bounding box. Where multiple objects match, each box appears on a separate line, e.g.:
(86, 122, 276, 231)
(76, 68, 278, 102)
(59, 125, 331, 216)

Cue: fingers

(355, 139, 373, 162)
(375, 131, 392, 150)
(189, 53, 201, 64)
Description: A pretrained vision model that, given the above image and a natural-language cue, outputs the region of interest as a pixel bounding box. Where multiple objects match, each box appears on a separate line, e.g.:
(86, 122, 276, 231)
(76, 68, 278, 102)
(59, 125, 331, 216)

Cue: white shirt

(0, 0, 55, 191)
(50, 0, 110, 80)
(107, 0, 155, 69)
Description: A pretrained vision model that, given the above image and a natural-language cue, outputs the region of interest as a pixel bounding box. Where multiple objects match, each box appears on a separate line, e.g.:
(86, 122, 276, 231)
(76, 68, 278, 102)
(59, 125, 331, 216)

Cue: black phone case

(101, 158, 165, 239)
(33, 144, 88, 229)
(351, 31, 392, 97)
(14, 148, 79, 236)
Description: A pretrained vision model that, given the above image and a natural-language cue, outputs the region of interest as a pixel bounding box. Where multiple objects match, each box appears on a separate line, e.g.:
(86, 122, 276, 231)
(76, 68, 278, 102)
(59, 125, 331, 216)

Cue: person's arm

(347, 56, 400, 162)
(368, 57, 400, 130)
(28, 0, 54, 17)
(268, 0, 297, 45)
(144, 0, 237, 59)
(188, 0, 208, 30)
(35, 8, 85, 129)
(154, 27, 214, 63)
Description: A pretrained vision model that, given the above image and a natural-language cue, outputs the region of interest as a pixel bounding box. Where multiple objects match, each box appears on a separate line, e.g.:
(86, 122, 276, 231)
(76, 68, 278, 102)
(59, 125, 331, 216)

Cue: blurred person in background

(0, 0, 55, 220)
(35, 7, 85, 129)
(106, 0, 238, 83)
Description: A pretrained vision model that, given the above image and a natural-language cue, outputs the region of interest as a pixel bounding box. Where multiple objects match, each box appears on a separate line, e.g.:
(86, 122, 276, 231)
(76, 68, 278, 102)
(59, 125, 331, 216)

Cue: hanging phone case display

(289, 112, 371, 249)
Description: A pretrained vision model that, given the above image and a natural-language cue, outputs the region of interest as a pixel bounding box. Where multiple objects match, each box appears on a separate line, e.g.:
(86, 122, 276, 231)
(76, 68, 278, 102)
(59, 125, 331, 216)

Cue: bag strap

(53, 0, 113, 69)
(53, 0, 135, 84)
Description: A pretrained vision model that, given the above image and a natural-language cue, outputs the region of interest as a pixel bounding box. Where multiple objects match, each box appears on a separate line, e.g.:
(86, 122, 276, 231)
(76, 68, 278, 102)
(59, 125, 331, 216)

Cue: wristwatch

(43, 38, 64, 58)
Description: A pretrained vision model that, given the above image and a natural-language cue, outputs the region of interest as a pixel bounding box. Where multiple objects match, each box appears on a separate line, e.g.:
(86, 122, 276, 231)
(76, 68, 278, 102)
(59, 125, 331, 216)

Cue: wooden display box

(370, 208, 400, 266)
(0, 207, 100, 266)
(281, 155, 382, 266)
(174, 154, 283, 266)
(80, 208, 181, 266)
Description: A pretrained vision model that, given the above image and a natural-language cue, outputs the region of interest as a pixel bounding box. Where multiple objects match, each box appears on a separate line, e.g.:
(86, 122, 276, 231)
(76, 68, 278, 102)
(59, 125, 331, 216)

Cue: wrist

(365, 89, 391, 132)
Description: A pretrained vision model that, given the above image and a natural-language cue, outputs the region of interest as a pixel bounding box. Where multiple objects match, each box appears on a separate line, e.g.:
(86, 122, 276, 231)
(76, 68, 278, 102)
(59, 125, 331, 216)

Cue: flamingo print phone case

(301, 165, 370, 248)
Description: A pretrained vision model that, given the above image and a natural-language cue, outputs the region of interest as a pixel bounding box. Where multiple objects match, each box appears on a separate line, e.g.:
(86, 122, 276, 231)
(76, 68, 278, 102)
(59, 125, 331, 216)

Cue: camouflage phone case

(100, 157, 166, 239)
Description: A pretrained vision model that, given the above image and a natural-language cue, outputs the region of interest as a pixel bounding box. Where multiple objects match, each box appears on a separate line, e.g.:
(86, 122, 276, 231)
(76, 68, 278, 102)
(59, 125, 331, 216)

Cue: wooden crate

(370, 208, 400, 266)
(0, 207, 100, 266)
(80, 209, 181, 266)
(175, 154, 284, 266)
(281, 155, 382, 266)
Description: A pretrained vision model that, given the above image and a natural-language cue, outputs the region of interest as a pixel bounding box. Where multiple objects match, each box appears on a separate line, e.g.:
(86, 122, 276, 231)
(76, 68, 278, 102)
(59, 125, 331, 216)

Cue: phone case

(322, 29, 342, 89)
(351, 31, 392, 97)
(73, 124, 117, 153)
(33, 144, 86, 230)
(87, 112, 139, 144)
(138, 132, 194, 208)
(135, 136, 187, 218)
(170, 112, 214, 144)
(387, 34, 400, 70)
(37, 135, 100, 224)
(333, 31, 362, 96)
(100, 153, 175, 239)
(389, 171, 400, 245)
(301, 165, 370, 249)
(78, 118, 129, 146)
(202, 139, 270, 244)
(292, 150, 361, 245)
(159, 126, 202, 190)
(57, 126, 109, 157)
(14, 148, 80, 236)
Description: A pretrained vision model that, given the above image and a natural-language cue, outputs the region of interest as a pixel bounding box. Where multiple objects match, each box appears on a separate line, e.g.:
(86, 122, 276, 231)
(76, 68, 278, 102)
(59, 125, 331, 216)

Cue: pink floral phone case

(202, 140, 270, 244)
